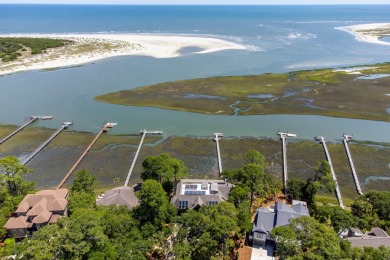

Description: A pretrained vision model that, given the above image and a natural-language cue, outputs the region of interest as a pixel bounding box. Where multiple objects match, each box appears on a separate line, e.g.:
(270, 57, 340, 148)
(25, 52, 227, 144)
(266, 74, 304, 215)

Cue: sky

(0, 0, 389, 4)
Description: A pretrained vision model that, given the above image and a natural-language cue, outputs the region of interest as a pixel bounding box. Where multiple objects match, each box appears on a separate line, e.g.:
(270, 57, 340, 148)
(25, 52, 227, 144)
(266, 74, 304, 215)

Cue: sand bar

(0, 33, 247, 76)
(337, 23, 390, 46)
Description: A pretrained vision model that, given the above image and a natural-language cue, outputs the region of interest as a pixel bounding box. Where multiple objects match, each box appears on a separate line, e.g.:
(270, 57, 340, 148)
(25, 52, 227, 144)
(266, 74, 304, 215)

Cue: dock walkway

(21, 121, 72, 165)
(0, 117, 38, 145)
(316, 136, 345, 209)
(343, 135, 363, 195)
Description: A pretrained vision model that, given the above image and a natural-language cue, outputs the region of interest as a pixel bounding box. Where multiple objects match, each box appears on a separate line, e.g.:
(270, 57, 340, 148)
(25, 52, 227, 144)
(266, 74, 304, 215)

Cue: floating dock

(315, 136, 344, 209)
(21, 121, 72, 165)
(0, 116, 52, 145)
(213, 133, 223, 174)
(56, 122, 116, 189)
(124, 129, 162, 187)
(278, 132, 297, 194)
(343, 135, 363, 195)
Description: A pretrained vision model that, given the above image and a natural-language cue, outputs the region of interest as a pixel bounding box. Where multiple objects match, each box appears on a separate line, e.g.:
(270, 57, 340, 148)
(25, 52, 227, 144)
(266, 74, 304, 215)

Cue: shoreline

(0, 33, 247, 76)
(336, 23, 390, 46)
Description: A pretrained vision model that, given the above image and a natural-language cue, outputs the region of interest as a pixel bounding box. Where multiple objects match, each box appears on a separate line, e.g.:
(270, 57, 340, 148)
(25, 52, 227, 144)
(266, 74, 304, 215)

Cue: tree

(0, 156, 34, 197)
(238, 163, 265, 210)
(271, 225, 302, 258)
(71, 169, 97, 194)
(141, 153, 188, 195)
(243, 149, 267, 166)
(288, 216, 345, 259)
(313, 205, 356, 232)
(175, 202, 240, 259)
(134, 180, 177, 229)
(288, 161, 336, 207)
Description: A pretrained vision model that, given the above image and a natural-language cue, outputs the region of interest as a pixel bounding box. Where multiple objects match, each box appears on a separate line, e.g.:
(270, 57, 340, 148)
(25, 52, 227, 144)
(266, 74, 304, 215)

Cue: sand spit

(337, 23, 390, 46)
(0, 33, 247, 76)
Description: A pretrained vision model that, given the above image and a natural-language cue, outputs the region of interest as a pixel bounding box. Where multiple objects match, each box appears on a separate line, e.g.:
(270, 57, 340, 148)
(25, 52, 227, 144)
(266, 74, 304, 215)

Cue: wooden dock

(21, 121, 72, 165)
(0, 116, 40, 145)
(124, 129, 162, 187)
(56, 122, 116, 189)
(343, 135, 363, 195)
(315, 136, 345, 209)
(213, 133, 223, 174)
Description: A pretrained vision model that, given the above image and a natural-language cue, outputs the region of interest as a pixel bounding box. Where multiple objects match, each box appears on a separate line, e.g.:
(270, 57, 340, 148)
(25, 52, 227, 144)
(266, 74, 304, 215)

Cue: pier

(213, 133, 223, 174)
(343, 134, 363, 195)
(56, 122, 117, 189)
(277, 132, 297, 194)
(124, 129, 162, 187)
(315, 136, 344, 209)
(0, 116, 52, 145)
(21, 121, 72, 165)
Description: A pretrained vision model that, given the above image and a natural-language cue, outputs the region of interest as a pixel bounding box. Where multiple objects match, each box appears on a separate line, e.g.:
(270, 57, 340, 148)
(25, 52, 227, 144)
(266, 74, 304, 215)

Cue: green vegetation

(0, 157, 35, 237)
(95, 63, 390, 121)
(0, 152, 389, 258)
(141, 153, 188, 194)
(0, 37, 70, 62)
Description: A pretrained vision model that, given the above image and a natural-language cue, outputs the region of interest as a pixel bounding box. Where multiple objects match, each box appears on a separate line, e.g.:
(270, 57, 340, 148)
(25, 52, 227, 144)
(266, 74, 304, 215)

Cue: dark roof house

(171, 179, 233, 211)
(96, 186, 140, 210)
(249, 201, 310, 246)
(345, 228, 390, 249)
(4, 189, 69, 239)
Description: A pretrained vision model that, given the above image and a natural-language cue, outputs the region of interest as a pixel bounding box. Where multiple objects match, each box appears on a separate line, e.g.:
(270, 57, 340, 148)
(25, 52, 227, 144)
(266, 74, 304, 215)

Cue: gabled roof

(26, 198, 47, 216)
(252, 207, 275, 234)
(4, 216, 29, 229)
(252, 201, 310, 235)
(5, 189, 69, 231)
(97, 186, 139, 210)
(32, 210, 52, 224)
(48, 199, 68, 211)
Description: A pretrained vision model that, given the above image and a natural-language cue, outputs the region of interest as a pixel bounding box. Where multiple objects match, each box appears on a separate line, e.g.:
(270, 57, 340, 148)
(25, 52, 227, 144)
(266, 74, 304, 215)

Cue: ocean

(0, 5, 390, 142)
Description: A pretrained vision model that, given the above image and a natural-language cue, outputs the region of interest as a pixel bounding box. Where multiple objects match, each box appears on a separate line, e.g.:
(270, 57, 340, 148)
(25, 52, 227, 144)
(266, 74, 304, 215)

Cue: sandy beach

(337, 23, 390, 46)
(0, 33, 247, 76)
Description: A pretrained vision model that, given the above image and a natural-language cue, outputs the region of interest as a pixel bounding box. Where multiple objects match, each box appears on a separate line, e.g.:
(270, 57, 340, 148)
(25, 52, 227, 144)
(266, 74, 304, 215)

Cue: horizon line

(0, 3, 389, 5)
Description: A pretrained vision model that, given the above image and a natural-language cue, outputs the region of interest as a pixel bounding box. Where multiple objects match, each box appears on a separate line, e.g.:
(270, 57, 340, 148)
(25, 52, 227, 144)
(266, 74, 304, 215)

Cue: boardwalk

(21, 121, 72, 165)
(315, 136, 344, 209)
(343, 135, 363, 195)
(278, 132, 296, 194)
(0, 116, 39, 145)
(56, 122, 116, 189)
(213, 133, 223, 174)
(124, 129, 162, 187)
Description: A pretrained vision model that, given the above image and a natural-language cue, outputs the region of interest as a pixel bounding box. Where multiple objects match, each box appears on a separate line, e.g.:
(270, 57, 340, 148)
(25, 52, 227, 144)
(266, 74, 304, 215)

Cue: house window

(179, 201, 188, 208)
(256, 232, 265, 239)
(208, 201, 218, 206)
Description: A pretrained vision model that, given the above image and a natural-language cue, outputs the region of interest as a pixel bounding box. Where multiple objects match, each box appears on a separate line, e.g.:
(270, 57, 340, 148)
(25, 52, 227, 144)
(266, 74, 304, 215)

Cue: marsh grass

(96, 63, 390, 121)
(0, 125, 388, 200)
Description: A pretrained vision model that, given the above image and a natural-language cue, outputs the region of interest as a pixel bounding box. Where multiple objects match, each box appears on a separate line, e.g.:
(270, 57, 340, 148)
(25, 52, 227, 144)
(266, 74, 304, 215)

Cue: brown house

(4, 189, 69, 238)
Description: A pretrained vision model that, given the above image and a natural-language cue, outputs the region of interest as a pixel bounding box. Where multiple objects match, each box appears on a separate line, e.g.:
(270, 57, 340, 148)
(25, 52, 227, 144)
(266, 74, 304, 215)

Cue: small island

(95, 63, 390, 122)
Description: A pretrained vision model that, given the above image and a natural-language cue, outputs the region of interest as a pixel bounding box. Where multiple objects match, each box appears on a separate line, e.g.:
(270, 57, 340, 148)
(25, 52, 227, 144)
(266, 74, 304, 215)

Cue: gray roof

(252, 201, 310, 234)
(347, 237, 390, 249)
(97, 186, 139, 210)
(171, 179, 233, 209)
(274, 201, 310, 227)
(252, 207, 275, 234)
